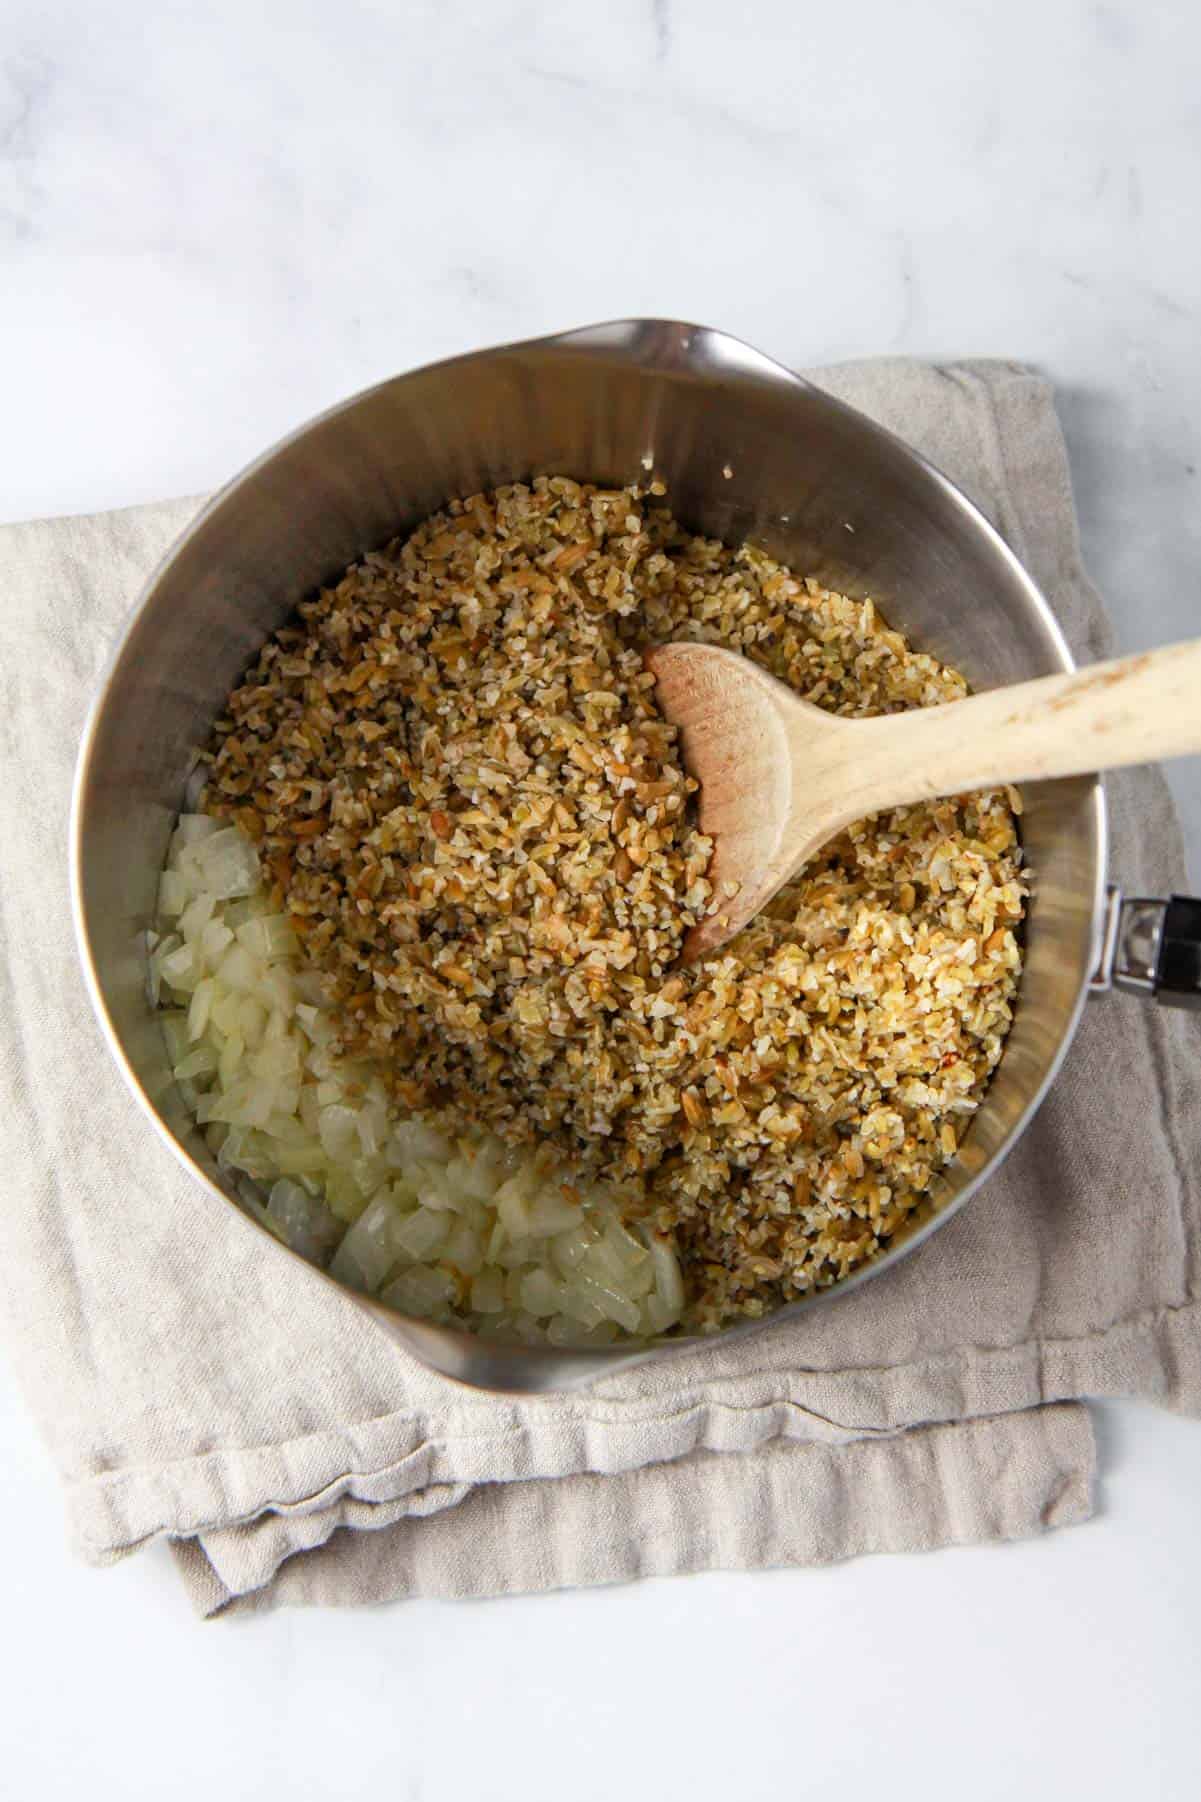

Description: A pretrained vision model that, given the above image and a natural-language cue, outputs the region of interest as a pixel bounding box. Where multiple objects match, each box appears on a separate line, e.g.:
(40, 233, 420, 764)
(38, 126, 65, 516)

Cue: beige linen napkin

(1, 360, 1198, 1618)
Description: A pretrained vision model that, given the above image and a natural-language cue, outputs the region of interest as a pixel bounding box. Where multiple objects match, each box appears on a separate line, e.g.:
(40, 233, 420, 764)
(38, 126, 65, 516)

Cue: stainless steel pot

(70, 319, 1200, 1392)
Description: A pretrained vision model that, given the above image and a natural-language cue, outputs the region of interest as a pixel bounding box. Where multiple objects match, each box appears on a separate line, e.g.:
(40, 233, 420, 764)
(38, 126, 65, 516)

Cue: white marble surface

(3, 2, 1201, 1796)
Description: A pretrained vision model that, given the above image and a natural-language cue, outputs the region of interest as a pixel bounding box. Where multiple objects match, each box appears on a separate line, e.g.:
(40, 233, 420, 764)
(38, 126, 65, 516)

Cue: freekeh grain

(205, 477, 1025, 1329)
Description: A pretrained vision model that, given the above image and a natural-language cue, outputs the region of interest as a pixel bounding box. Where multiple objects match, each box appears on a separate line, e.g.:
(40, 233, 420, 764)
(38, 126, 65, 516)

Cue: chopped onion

(188, 976, 215, 1041)
(521, 1267, 566, 1318)
(201, 919, 234, 964)
(217, 943, 264, 993)
(318, 1103, 359, 1161)
(160, 1010, 190, 1066)
(527, 1187, 585, 1237)
(250, 1038, 301, 1082)
(155, 811, 688, 1345)
(470, 1270, 505, 1313)
(551, 1223, 597, 1275)
(381, 1265, 457, 1318)
(574, 1274, 641, 1334)
(388, 1119, 453, 1164)
(236, 914, 299, 961)
(443, 1219, 484, 1276)
(331, 1193, 400, 1292)
(325, 1166, 369, 1222)
(649, 1233, 686, 1314)
(179, 892, 216, 940)
(267, 1179, 340, 1261)
(158, 870, 188, 917)
(217, 1030, 245, 1091)
(174, 1045, 219, 1082)
(394, 1207, 449, 1263)
(180, 826, 261, 900)
(172, 813, 222, 848)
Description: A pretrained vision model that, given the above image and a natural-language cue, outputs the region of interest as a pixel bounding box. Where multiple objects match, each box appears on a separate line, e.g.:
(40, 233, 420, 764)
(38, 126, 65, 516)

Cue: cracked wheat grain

(205, 477, 1025, 1328)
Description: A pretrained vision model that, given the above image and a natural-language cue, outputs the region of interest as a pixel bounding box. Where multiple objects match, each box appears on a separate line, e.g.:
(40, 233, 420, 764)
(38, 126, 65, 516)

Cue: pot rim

(69, 318, 1109, 1391)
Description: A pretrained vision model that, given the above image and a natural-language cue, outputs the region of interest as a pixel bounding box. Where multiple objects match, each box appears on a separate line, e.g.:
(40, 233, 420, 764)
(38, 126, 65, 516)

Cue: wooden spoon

(646, 637, 1201, 962)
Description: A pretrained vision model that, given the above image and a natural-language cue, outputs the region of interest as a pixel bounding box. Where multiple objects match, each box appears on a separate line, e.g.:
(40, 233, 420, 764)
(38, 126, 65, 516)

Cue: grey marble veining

(1, 0, 1198, 870)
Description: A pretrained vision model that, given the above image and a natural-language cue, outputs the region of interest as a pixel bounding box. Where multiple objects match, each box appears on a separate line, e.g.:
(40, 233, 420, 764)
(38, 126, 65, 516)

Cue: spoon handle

(849, 636, 1201, 809)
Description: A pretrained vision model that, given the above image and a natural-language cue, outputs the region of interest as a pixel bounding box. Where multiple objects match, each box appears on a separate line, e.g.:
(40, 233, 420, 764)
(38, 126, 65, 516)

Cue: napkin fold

(1, 358, 1197, 1617)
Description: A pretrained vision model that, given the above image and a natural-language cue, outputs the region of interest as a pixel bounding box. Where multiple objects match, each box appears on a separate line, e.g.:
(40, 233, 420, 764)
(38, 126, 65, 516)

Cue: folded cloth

(1, 359, 1197, 1618)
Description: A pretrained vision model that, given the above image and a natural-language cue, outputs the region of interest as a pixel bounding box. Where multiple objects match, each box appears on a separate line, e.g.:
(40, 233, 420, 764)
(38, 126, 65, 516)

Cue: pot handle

(1091, 885, 1201, 1009)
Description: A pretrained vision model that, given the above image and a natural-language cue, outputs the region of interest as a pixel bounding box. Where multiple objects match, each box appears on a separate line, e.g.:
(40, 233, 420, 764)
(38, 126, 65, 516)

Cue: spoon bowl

(648, 635, 1201, 961)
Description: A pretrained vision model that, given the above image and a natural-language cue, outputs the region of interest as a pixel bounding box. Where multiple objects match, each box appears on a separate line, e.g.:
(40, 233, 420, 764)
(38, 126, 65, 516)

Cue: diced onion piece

(350, 1154, 387, 1199)
(272, 1080, 300, 1120)
(551, 1223, 598, 1275)
(331, 1193, 399, 1293)
(327, 1239, 373, 1294)
(612, 1258, 653, 1301)
(322, 1166, 368, 1220)
(263, 1111, 308, 1144)
(382, 1265, 457, 1319)
(237, 996, 268, 1048)
(649, 1233, 685, 1316)
(179, 892, 216, 941)
(470, 1270, 505, 1313)
(188, 976, 215, 1041)
(236, 914, 299, 961)
(526, 1187, 585, 1237)
(161, 943, 202, 993)
(410, 1160, 463, 1213)
(180, 826, 261, 900)
(443, 1220, 484, 1275)
(318, 1103, 360, 1160)
(201, 919, 234, 963)
(218, 1126, 278, 1182)
(572, 1320, 620, 1347)
(172, 812, 223, 847)
(277, 1144, 329, 1183)
(298, 1085, 320, 1135)
(496, 1177, 533, 1239)
(496, 1234, 536, 1272)
(174, 1045, 219, 1082)
(503, 1268, 526, 1311)
(160, 1010, 190, 1066)
(603, 1216, 651, 1270)
(520, 1267, 565, 1318)
(355, 1097, 390, 1159)
(295, 1003, 332, 1045)
(210, 988, 243, 1035)
(580, 1237, 633, 1291)
(250, 1037, 301, 1082)
(150, 933, 180, 973)
(574, 1273, 642, 1334)
(158, 870, 189, 917)
(217, 1030, 245, 1091)
(445, 1142, 504, 1203)
(558, 1287, 607, 1329)
(266, 1179, 340, 1262)
(208, 1077, 277, 1129)
(218, 943, 264, 994)
(641, 1292, 680, 1336)
(388, 1119, 453, 1165)
(393, 1207, 450, 1262)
